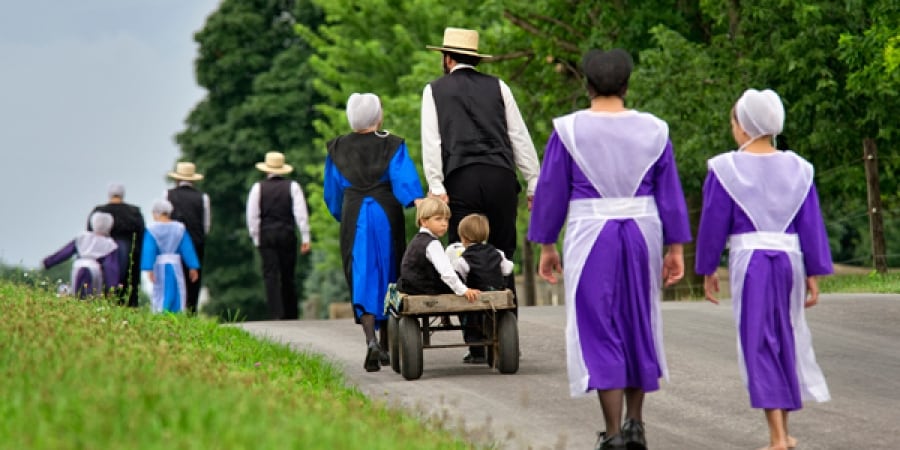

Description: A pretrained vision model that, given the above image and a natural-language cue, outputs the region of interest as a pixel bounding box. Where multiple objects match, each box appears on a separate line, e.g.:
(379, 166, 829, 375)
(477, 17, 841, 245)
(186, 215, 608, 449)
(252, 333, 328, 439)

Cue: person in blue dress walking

(324, 93, 424, 372)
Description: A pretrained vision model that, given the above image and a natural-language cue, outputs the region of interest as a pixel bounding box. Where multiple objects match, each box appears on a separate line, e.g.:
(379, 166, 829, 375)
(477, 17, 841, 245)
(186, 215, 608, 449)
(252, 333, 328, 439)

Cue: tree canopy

(181, 0, 899, 317)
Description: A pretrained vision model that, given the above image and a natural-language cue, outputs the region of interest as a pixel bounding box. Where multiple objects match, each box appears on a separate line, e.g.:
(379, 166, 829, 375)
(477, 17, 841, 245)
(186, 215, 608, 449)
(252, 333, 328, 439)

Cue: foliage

(177, 0, 324, 320)
(0, 281, 472, 449)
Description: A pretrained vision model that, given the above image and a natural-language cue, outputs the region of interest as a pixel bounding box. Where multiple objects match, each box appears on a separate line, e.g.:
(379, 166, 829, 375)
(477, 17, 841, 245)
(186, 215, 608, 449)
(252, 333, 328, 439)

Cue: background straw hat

(426, 27, 492, 58)
(255, 152, 293, 175)
(167, 162, 204, 181)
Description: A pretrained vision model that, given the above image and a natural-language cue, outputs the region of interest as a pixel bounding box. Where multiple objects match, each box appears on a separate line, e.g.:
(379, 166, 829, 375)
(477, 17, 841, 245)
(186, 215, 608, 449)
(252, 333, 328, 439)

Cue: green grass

(0, 282, 474, 450)
(819, 272, 900, 294)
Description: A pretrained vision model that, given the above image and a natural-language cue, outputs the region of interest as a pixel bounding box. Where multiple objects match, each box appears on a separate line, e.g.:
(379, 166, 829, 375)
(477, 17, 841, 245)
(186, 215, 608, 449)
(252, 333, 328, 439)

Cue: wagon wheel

(399, 316, 423, 380)
(388, 315, 401, 374)
(496, 311, 519, 374)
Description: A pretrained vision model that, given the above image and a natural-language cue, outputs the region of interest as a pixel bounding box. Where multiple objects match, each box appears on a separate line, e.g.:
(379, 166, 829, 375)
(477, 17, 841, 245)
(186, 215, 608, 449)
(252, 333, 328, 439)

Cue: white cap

(107, 182, 125, 198)
(152, 199, 173, 216)
(346, 93, 383, 132)
(735, 89, 785, 139)
(90, 212, 114, 235)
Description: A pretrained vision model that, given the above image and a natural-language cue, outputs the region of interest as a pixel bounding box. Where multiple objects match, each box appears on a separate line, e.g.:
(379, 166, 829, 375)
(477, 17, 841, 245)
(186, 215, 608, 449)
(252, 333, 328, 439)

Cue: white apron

(71, 233, 118, 296)
(147, 222, 189, 313)
(554, 111, 668, 397)
(710, 151, 830, 403)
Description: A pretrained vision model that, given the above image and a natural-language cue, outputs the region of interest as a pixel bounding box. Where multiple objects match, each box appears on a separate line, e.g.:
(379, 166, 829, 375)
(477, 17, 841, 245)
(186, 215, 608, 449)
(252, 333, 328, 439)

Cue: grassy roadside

(0, 282, 474, 450)
(819, 272, 900, 294)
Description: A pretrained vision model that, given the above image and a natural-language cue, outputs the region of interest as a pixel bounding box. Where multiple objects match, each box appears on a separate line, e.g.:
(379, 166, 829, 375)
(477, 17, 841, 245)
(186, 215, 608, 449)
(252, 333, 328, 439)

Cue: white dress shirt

(245, 175, 311, 247)
(421, 64, 541, 197)
(420, 228, 468, 296)
(164, 181, 211, 234)
(452, 247, 514, 282)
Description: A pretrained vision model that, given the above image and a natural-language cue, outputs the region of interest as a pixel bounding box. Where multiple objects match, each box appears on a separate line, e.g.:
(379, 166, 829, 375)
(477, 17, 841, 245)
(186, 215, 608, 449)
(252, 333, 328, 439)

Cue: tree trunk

(863, 138, 888, 273)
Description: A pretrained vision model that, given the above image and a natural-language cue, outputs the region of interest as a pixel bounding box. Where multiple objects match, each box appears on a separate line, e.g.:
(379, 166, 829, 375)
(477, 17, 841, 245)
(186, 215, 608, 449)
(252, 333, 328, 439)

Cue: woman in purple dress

(695, 89, 832, 450)
(528, 49, 691, 450)
(44, 212, 119, 298)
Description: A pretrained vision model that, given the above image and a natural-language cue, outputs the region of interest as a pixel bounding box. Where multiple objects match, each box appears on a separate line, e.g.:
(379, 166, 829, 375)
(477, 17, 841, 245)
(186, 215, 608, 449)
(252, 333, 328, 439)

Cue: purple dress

(695, 150, 832, 410)
(44, 232, 119, 298)
(528, 110, 691, 396)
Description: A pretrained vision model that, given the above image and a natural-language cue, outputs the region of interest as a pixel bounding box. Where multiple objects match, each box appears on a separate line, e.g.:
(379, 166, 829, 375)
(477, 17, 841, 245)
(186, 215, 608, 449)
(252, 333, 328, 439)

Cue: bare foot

(757, 445, 788, 450)
(787, 436, 798, 448)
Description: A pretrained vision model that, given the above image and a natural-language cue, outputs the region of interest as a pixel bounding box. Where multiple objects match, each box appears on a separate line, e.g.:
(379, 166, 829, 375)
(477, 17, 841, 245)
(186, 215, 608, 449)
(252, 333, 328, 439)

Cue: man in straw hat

(88, 182, 145, 307)
(422, 27, 540, 363)
(165, 161, 210, 314)
(246, 151, 312, 320)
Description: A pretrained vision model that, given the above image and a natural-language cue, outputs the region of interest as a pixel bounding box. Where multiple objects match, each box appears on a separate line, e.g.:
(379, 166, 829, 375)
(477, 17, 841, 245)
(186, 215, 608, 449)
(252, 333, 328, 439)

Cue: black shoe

(595, 432, 626, 450)
(364, 341, 381, 372)
(379, 349, 390, 366)
(621, 419, 646, 450)
(462, 351, 486, 364)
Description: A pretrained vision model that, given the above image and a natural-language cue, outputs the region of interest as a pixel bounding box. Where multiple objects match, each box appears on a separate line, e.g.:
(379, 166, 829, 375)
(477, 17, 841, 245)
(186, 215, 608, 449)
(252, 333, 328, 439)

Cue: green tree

(177, 0, 323, 320)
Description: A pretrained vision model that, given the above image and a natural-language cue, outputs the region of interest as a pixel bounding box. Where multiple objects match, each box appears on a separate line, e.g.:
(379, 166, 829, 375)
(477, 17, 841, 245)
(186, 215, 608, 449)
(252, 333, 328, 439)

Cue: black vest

(327, 132, 407, 291)
(167, 185, 205, 249)
(397, 232, 453, 295)
(259, 177, 295, 234)
(429, 68, 515, 179)
(89, 203, 144, 250)
(461, 243, 505, 291)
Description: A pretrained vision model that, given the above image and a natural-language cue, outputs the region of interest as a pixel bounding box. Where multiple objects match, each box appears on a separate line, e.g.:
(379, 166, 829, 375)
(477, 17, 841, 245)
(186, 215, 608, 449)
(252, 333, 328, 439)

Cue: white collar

(419, 227, 438, 238)
(450, 63, 475, 73)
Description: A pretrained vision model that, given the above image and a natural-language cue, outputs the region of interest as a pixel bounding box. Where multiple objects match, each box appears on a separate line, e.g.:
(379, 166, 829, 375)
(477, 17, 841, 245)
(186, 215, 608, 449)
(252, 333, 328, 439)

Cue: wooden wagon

(385, 289, 518, 380)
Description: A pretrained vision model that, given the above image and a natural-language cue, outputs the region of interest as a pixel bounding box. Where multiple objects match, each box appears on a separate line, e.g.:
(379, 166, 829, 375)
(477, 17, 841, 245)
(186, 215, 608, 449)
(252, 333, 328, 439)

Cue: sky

(0, 0, 221, 268)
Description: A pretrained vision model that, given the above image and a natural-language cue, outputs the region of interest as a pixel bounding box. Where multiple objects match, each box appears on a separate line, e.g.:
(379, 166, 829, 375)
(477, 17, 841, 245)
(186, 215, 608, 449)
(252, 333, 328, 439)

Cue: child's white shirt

(420, 227, 468, 295)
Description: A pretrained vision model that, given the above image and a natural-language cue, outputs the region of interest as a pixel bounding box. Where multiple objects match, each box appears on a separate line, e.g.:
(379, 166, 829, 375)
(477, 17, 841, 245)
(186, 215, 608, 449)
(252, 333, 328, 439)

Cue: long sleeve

(794, 183, 834, 276)
(498, 249, 514, 276)
(203, 193, 211, 234)
(43, 240, 77, 269)
(527, 131, 573, 244)
(421, 83, 444, 196)
(499, 79, 540, 195)
(246, 183, 261, 247)
(290, 181, 311, 244)
(179, 232, 201, 270)
(652, 140, 692, 245)
(140, 231, 158, 271)
(389, 141, 424, 207)
(695, 171, 734, 275)
(424, 239, 468, 295)
(323, 155, 347, 221)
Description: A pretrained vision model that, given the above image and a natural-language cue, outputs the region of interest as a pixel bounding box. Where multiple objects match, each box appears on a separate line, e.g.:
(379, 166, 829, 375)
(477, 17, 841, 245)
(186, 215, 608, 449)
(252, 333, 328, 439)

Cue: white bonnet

(346, 93, 383, 132)
(734, 89, 785, 139)
(90, 212, 114, 235)
(152, 199, 173, 216)
(107, 182, 125, 198)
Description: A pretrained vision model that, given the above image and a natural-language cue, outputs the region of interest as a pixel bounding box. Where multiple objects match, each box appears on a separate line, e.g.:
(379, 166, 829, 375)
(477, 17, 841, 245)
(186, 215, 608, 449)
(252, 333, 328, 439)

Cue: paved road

(238, 294, 900, 449)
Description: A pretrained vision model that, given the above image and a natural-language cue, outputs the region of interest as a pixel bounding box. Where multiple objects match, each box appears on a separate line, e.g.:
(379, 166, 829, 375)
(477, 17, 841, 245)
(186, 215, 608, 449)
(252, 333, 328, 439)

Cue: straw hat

(426, 27, 492, 58)
(255, 152, 293, 175)
(167, 162, 204, 181)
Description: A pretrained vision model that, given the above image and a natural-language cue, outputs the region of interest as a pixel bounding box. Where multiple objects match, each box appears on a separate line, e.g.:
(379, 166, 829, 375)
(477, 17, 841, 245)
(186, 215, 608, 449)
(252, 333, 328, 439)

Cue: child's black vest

(397, 232, 453, 295)
(462, 243, 505, 291)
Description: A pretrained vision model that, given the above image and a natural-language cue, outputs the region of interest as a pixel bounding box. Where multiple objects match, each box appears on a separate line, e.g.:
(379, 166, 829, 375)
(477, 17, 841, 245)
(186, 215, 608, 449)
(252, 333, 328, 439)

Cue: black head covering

(582, 48, 634, 97)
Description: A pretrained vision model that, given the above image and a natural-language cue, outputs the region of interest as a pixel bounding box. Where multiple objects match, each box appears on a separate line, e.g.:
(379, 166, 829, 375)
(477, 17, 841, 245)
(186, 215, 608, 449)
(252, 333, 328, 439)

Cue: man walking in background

(89, 183, 145, 307)
(165, 161, 210, 314)
(246, 152, 311, 320)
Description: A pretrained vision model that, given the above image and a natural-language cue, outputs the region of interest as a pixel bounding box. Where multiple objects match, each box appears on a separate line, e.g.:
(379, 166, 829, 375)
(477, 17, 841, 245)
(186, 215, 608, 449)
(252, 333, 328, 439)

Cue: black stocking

(624, 388, 645, 422)
(360, 313, 376, 344)
(598, 389, 624, 436)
